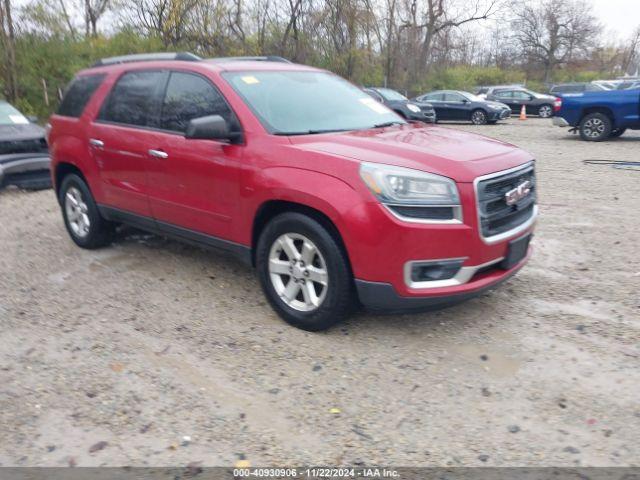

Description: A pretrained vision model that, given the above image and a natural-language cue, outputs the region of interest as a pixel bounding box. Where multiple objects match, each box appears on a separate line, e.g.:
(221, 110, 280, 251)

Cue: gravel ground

(0, 118, 639, 467)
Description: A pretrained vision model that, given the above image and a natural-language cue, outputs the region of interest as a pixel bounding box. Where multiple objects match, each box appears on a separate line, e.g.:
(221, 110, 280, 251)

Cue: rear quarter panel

(49, 72, 116, 199)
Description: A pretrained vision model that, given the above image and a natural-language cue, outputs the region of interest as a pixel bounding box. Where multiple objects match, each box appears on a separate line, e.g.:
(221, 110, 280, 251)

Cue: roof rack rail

(92, 52, 201, 67)
(208, 56, 291, 63)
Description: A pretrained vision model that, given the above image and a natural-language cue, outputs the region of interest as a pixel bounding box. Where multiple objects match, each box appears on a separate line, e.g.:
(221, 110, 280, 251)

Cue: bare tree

(0, 0, 18, 101)
(132, 0, 197, 46)
(511, 0, 601, 83)
(84, 0, 110, 37)
(621, 25, 640, 75)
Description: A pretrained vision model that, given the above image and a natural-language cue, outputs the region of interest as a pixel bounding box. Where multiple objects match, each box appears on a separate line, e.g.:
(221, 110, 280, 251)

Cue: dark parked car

(412, 90, 511, 125)
(485, 87, 557, 118)
(0, 101, 50, 190)
(549, 83, 607, 95)
(364, 87, 436, 123)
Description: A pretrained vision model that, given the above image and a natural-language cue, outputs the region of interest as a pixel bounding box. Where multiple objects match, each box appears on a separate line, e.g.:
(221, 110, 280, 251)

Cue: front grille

(0, 138, 48, 155)
(476, 164, 536, 239)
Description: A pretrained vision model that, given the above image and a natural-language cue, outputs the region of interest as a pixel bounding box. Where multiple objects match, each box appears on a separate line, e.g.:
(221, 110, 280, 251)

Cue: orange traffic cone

(519, 104, 527, 120)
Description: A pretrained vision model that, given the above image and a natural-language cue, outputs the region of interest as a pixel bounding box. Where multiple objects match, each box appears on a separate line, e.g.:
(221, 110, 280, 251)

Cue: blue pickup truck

(552, 88, 640, 141)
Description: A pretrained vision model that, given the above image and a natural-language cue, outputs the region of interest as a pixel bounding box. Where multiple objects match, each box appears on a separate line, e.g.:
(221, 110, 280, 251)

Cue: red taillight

(553, 97, 562, 112)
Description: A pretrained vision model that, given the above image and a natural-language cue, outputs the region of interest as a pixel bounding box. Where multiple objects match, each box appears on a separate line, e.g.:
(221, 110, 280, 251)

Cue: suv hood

(289, 123, 532, 182)
(0, 123, 45, 142)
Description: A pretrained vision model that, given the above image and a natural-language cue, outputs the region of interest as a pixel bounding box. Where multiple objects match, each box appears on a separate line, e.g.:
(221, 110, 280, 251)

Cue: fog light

(410, 259, 464, 282)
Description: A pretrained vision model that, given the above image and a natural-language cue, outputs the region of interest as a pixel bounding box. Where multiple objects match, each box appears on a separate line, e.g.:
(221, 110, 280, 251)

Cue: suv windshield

(224, 71, 405, 135)
(0, 102, 29, 125)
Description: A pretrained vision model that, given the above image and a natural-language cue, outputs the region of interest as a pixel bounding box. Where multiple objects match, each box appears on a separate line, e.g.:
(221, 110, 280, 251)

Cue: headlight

(407, 103, 421, 113)
(359, 162, 462, 222)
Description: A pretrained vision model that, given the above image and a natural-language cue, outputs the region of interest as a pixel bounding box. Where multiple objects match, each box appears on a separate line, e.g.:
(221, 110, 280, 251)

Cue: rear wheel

(579, 113, 612, 142)
(256, 212, 352, 331)
(471, 109, 488, 125)
(59, 174, 115, 249)
(538, 104, 553, 118)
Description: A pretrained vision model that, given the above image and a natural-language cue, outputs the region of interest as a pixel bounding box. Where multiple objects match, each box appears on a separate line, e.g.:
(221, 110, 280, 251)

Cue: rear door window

(159, 72, 234, 133)
(444, 93, 464, 102)
(425, 93, 445, 101)
(512, 91, 531, 100)
(494, 90, 513, 99)
(57, 74, 106, 118)
(98, 71, 165, 127)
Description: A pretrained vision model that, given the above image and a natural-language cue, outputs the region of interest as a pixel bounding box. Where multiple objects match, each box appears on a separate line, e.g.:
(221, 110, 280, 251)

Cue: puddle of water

(447, 343, 521, 378)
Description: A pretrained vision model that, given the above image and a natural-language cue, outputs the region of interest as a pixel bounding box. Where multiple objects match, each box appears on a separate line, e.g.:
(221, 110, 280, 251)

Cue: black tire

(538, 104, 553, 118)
(471, 109, 488, 125)
(610, 128, 627, 138)
(579, 112, 612, 142)
(59, 173, 115, 249)
(256, 212, 353, 331)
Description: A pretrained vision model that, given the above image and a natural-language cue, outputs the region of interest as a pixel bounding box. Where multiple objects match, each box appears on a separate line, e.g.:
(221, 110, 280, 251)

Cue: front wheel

(579, 113, 612, 142)
(471, 109, 488, 125)
(256, 212, 353, 331)
(538, 104, 553, 118)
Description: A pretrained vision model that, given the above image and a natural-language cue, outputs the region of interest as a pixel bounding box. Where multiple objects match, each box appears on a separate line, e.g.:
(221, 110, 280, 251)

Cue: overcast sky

(590, 0, 639, 39)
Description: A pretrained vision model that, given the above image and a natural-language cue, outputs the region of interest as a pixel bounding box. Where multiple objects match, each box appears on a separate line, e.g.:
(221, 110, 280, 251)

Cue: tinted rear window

(57, 74, 106, 117)
(98, 71, 165, 127)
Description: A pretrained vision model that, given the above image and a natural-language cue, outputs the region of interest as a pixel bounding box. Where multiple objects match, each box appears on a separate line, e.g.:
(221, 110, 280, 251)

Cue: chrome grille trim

(474, 162, 537, 244)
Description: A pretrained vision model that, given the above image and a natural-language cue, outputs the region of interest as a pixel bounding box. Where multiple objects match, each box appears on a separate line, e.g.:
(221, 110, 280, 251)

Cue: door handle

(148, 149, 168, 159)
(89, 138, 104, 148)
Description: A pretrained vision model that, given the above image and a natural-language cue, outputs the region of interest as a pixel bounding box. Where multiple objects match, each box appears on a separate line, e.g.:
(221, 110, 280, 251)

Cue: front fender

(245, 166, 375, 276)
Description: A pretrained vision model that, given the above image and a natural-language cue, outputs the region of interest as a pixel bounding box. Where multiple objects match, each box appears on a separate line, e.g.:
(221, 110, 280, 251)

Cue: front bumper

(552, 117, 570, 127)
(411, 111, 436, 123)
(0, 153, 51, 190)
(488, 109, 511, 121)
(356, 246, 531, 313)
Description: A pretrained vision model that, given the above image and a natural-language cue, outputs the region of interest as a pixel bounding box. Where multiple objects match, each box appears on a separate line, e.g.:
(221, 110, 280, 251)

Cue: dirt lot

(1, 118, 639, 467)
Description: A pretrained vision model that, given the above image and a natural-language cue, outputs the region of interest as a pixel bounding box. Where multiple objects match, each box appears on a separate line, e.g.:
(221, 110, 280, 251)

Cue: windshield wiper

(372, 121, 405, 129)
(273, 128, 353, 136)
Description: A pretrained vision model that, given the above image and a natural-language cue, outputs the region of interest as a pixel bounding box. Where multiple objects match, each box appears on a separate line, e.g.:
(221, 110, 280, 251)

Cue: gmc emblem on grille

(504, 180, 532, 206)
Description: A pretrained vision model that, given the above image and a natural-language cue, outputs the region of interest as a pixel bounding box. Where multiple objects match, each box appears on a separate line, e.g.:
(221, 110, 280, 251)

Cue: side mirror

(462, 99, 470, 104)
(27, 115, 39, 123)
(528, 95, 535, 101)
(185, 115, 241, 143)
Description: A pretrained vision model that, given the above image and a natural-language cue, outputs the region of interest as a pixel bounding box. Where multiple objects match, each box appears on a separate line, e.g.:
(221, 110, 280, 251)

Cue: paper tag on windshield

(9, 115, 29, 124)
(241, 76, 260, 85)
(360, 97, 390, 114)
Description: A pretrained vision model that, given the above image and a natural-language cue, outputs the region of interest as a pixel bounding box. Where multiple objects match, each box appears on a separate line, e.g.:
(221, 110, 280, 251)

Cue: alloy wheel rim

(268, 233, 328, 312)
(584, 118, 605, 137)
(65, 186, 91, 238)
(539, 106, 552, 118)
(472, 111, 485, 124)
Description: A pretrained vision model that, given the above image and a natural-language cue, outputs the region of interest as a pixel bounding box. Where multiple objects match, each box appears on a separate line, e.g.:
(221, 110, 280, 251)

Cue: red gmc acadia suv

(48, 53, 537, 331)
